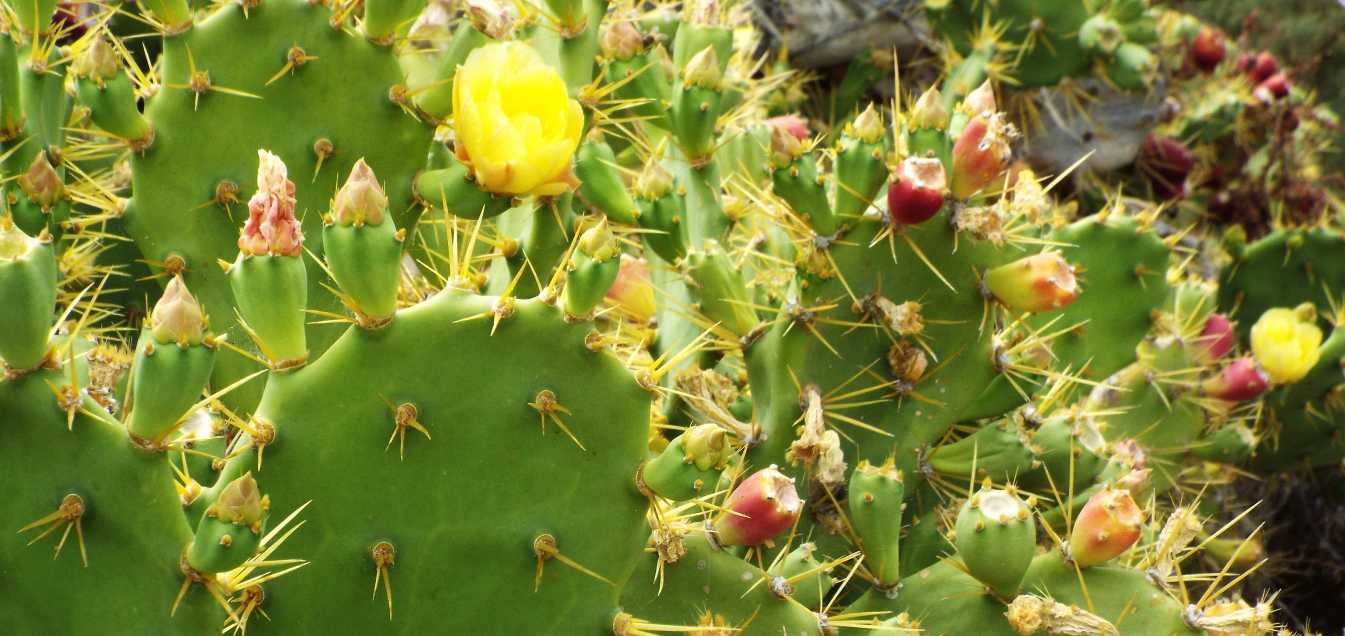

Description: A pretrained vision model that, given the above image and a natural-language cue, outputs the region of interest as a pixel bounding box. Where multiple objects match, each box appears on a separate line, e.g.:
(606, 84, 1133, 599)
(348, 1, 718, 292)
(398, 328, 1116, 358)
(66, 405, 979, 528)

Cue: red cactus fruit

(713, 466, 803, 547)
(1202, 357, 1270, 402)
(1198, 313, 1235, 361)
(1248, 51, 1278, 84)
(1140, 134, 1194, 200)
(1068, 488, 1144, 567)
(887, 157, 947, 225)
(1255, 73, 1290, 102)
(1189, 27, 1226, 74)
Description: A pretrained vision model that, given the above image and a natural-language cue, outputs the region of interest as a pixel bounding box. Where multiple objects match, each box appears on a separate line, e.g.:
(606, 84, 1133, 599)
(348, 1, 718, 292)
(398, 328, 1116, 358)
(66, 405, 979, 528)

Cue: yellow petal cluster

(453, 42, 583, 197)
(1250, 307, 1322, 384)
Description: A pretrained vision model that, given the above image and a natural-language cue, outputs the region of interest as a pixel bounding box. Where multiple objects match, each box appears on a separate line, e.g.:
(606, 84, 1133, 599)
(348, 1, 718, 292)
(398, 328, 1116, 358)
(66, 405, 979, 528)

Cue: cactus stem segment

(532, 533, 614, 591)
(370, 541, 396, 620)
(529, 389, 586, 451)
(379, 397, 431, 460)
(17, 493, 87, 567)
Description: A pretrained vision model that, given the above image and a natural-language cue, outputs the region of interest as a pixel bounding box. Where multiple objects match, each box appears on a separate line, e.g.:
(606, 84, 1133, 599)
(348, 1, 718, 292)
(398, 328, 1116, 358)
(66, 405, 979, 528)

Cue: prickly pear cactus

(1, 0, 1330, 632)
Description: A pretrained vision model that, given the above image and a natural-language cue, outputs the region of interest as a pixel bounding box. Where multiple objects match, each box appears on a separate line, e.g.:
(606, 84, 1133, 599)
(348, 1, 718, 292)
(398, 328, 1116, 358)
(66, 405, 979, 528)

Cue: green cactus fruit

(953, 487, 1036, 598)
(71, 36, 155, 149)
(634, 160, 688, 262)
(685, 241, 760, 338)
(848, 459, 906, 589)
(0, 216, 56, 371)
(322, 159, 404, 324)
(926, 417, 1038, 481)
(1020, 413, 1105, 492)
(187, 472, 269, 573)
(767, 542, 834, 610)
(228, 150, 308, 365)
(126, 277, 217, 442)
(640, 423, 735, 501)
(575, 138, 640, 224)
(832, 104, 889, 222)
(563, 219, 621, 317)
(600, 19, 673, 131)
(670, 46, 724, 164)
(769, 122, 835, 235)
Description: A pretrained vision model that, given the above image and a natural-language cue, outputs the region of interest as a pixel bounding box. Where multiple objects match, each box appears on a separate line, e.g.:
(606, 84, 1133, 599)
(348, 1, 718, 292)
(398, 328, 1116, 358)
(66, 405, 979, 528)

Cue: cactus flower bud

(332, 159, 388, 226)
(18, 151, 64, 209)
(680, 46, 722, 90)
(606, 254, 656, 322)
(850, 104, 885, 144)
(1250, 306, 1322, 384)
(1247, 51, 1278, 84)
(1079, 15, 1122, 54)
(961, 80, 996, 118)
(1198, 313, 1235, 361)
(682, 423, 733, 471)
(578, 218, 618, 262)
(714, 465, 802, 547)
(950, 115, 1014, 199)
(1189, 27, 1226, 74)
(72, 36, 119, 81)
(1068, 488, 1143, 567)
(765, 114, 810, 142)
(1202, 357, 1270, 402)
(887, 157, 947, 225)
(239, 150, 302, 256)
(464, 0, 516, 40)
(599, 19, 645, 60)
(768, 117, 809, 164)
(150, 276, 205, 346)
(453, 41, 583, 197)
(983, 252, 1079, 313)
(909, 86, 948, 130)
(214, 472, 265, 526)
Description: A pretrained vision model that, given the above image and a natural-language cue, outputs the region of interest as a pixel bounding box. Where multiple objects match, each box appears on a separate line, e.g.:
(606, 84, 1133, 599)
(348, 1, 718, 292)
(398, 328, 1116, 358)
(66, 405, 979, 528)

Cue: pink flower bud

(765, 114, 809, 143)
(606, 254, 656, 323)
(713, 465, 802, 547)
(962, 80, 996, 118)
(1068, 488, 1143, 567)
(1201, 357, 1270, 402)
(1198, 313, 1235, 360)
(239, 150, 302, 257)
(1189, 28, 1226, 74)
(1247, 51, 1278, 84)
(950, 116, 1013, 199)
(886, 157, 946, 225)
(983, 252, 1080, 313)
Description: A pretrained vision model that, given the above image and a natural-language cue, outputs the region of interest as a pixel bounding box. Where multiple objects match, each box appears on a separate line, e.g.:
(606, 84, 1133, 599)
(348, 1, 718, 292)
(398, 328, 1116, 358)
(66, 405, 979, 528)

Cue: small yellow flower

(1250, 306, 1322, 384)
(452, 41, 583, 197)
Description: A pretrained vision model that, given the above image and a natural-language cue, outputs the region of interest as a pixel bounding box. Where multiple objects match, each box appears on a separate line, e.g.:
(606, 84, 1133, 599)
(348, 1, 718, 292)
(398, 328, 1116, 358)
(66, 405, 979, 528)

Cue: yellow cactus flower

(452, 41, 583, 197)
(1250, 306, 1322, 384)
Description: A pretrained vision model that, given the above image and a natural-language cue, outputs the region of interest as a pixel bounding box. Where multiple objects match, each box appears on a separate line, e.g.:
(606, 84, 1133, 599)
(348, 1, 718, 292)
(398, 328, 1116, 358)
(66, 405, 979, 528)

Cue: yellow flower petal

(1250, 307, 1323, 384)
(451, 41, 584, 197)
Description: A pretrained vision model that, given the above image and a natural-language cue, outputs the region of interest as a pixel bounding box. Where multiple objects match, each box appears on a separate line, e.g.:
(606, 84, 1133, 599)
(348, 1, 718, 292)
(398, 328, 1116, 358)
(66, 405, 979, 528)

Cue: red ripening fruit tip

(887, 157, 947, 226)
(713, 465, 802, 547)
(1199, 313, 1235, 360)
(1202, 357, 1270, 402)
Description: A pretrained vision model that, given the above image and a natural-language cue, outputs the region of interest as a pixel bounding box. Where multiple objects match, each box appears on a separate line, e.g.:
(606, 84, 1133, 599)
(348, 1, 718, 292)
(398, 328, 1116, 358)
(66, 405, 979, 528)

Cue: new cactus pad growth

(3, 0, 1341, 631)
